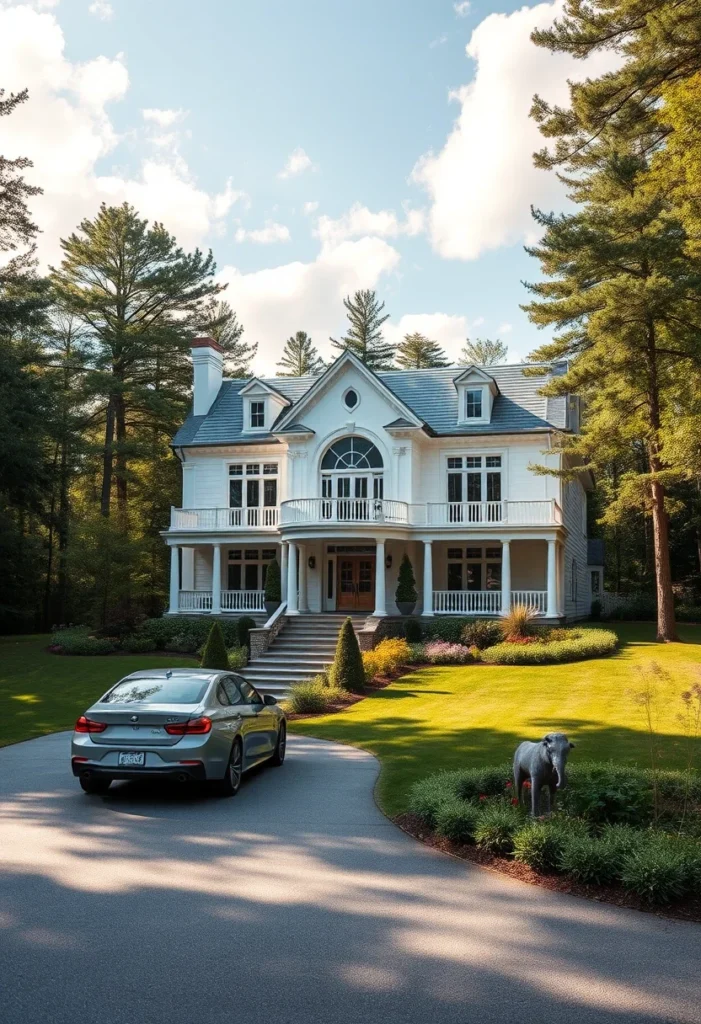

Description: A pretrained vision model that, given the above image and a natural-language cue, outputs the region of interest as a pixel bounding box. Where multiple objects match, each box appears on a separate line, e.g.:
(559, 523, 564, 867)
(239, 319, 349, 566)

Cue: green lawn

(0, 636, 196, 747)
(290, 623, 701, 815)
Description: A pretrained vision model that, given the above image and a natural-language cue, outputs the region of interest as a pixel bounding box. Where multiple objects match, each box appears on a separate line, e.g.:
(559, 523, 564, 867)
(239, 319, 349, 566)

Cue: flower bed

(480, 628, 618, 665)
(405, 761, 701, 911)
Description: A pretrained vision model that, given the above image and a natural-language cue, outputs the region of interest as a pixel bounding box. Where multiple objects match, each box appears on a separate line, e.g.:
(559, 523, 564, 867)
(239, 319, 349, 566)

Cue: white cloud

(302, 201, 319, 215)
(0, 4, 243, 265)
(88, 0, 113, 19)
(471, 316, 485, 328)
(142, 107, 185, 127)
(453, 1, 471, 16)
(278, 146, 315, 179)
(315, 202, 425, 249)
(218, 237, 400, 373)
(385, 313, 468, 363)
(498, 322, 513, 334)
(235, 220, 291, 244)
(429, 34, 448, 49)
(412, 0, 616, 260)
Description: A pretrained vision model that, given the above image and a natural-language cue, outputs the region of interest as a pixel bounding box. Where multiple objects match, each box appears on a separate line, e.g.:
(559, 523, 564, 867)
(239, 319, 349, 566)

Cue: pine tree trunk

(100, 398, 115, 518)
(57, 439, 70, 623)
(650, 477, 677, 641)
(114, 390, 128, 529)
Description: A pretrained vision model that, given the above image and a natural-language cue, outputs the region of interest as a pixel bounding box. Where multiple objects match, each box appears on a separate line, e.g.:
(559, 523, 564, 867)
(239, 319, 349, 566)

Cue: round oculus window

(343, 388, 359, 410)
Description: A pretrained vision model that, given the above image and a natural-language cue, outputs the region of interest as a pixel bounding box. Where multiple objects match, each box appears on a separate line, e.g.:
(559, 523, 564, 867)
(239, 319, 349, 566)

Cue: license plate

(118, 751, 145, 767)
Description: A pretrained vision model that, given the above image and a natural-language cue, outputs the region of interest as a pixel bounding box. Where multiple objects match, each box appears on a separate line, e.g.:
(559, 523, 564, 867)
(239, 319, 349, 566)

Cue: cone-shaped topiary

(200, 621, 229, 670)
(395, 553, 417, 613)
(330, 617, 365, 694)
(264, 558, 282, 603)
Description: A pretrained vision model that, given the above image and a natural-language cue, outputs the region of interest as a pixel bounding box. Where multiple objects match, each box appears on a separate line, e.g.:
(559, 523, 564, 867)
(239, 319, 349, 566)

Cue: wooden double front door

(337, 555, 375, 611)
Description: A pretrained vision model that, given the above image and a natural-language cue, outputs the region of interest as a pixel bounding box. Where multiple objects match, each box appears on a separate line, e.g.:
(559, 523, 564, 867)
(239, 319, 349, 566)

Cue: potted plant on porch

(395, 554, 418, 616)
(264, 557, 282, 617)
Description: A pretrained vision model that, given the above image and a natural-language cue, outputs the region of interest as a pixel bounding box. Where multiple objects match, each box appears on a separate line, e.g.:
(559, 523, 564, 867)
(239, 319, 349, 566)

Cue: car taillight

(165, 716, 212, 736)
(75, 716, 107, 734)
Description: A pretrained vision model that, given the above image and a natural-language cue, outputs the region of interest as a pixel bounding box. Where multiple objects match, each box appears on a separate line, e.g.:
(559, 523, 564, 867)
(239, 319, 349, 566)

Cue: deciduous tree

(460, 337, 508, 366)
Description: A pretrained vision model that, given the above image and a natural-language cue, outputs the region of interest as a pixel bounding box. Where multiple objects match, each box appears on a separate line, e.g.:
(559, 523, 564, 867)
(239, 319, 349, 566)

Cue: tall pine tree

(277, 330, 324, 376)
(330, 289, 394, 370)
(395, 332, 448, 369)
(201, 298, 257, 377)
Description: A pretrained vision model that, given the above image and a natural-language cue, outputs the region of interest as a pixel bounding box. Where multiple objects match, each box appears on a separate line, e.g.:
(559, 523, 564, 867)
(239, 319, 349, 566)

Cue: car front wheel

(79, 775, 111, 795)
(271, 722, 286, 766)
(213, 737, 243, 796)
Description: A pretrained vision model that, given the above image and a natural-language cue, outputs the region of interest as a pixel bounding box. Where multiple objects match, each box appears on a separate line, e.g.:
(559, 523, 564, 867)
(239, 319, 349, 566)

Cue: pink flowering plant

(423, 640, 475, 665)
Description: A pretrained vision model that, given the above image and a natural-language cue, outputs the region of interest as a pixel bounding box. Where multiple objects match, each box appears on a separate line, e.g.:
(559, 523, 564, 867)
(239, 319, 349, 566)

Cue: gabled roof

(172, 359, 570, 448)
(452, 365, 500, 393)
(238, 378, 291, 404)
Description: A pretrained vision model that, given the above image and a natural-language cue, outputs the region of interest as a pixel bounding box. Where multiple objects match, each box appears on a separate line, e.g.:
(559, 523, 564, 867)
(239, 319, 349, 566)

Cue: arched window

(321, 436, 383, 471)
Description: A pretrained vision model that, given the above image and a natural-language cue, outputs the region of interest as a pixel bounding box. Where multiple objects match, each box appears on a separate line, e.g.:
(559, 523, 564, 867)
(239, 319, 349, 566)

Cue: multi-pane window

(227, 547, 277, 591)
(446, 545, 503, 593)
(229, 462, 278, 510)
(446, 455, 502, 507)
(250, 401, 265, 428)
(465, 388, 483, 419)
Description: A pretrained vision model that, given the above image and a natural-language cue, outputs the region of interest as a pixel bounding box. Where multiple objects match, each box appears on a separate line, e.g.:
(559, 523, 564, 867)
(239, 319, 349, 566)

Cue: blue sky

(2, 0, 606, 372)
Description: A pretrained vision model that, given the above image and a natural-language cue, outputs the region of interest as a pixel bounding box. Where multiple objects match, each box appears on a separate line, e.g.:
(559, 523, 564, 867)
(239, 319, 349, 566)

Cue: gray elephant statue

(513, 733, 575, 816)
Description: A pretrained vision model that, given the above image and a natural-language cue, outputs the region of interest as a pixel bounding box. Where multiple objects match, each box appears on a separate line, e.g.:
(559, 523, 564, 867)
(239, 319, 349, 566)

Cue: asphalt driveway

(0, 732, 699, 1024)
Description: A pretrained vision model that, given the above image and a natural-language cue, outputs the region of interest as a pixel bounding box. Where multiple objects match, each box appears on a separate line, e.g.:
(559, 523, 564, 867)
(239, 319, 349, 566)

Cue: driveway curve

(0, 732, 699, 1024)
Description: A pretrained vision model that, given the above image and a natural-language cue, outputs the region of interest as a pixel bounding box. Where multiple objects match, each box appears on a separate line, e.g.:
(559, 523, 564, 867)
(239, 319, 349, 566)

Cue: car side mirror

(263, 694, 277, 706)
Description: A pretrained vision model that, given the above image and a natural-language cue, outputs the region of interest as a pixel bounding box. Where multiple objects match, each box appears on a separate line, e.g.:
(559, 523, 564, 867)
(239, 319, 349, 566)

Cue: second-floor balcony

(168, 498, 562, 532)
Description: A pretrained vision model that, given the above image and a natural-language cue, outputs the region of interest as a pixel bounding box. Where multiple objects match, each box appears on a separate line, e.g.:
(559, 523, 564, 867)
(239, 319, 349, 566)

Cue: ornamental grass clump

(501, 603, 536, 641)
(620, 838, 689, 904)
(330, 617, 365, 694)
(286, 676, 346, 715)
(200, 621, 229, 670)
(408, 771, 468, 828)
(560, 833, 620, 886)
(434, 799, 481, 844)
(474, 803, 523, 855)
(513, 819, 574, 873)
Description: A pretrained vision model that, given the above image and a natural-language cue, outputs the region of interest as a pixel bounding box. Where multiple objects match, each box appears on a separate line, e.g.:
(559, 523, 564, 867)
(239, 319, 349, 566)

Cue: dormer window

(250, 401, 265, 429)
(465, 389, 483, 419)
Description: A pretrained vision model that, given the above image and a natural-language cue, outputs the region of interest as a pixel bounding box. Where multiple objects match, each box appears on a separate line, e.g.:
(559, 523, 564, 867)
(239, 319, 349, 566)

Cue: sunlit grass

(290, 623, 701, 815)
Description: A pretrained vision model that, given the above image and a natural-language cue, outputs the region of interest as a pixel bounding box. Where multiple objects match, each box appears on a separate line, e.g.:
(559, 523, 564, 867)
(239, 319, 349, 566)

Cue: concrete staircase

(239, 613, 368, 699)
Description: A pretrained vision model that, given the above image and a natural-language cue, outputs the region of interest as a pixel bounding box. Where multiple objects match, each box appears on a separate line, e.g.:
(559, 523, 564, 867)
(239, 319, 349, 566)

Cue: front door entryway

(337, 556, 375, 611)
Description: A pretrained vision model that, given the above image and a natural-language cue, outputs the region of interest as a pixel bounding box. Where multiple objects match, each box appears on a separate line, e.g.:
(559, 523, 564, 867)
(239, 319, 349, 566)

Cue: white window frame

(443, 450, 506, 506)
(227, 460, 279, 511)
(226, 546, 277, 592)
(446, 544, 503, 593)
(457, 384, 489, 425)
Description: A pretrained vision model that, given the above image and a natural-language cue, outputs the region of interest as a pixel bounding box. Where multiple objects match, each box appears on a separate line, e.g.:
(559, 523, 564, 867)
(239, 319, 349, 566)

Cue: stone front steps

(239, 613, 368, 698)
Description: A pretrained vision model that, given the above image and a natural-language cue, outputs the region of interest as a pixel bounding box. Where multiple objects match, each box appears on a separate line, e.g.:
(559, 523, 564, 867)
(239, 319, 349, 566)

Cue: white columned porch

(422, 540, 434, 617)
(211, 543, 222, 614)
(373, 539, 387, 617)
(280, 541, 288, 603)
(546, 538, 557, 618)
(298, 544, 309, 613)
(287, 541, 299, 615)
(501, 539, 511, 616)
(168, 545, 180, 614)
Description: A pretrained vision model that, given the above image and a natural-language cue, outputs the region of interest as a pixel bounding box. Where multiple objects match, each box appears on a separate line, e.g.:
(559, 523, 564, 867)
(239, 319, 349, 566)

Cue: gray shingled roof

(172, 363, 568, 448)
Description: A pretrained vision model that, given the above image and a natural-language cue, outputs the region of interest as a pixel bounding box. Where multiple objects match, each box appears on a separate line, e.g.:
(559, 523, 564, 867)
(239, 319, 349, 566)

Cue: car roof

(118, 669, 223, 682)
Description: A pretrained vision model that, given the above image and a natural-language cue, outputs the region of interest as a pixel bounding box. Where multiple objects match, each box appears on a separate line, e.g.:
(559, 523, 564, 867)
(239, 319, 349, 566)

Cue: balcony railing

(170, 499, 562, 532)
(177, 590, 265, 613)
(170, 507, 279, 531)
(280, 497, 409, 525)
(432, 590, 548, 615)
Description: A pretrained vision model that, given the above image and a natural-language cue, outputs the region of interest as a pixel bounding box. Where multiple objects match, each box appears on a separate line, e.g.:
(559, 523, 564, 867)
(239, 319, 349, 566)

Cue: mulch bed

(394, 812, 701, 924)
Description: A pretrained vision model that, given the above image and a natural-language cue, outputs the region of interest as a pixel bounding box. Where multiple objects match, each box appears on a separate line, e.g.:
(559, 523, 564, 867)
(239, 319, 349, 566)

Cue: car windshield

(101, 677, 210, 705)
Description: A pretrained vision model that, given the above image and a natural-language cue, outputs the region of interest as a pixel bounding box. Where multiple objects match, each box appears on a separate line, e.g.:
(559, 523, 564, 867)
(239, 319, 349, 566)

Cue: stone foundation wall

(248, 612, 287, 661)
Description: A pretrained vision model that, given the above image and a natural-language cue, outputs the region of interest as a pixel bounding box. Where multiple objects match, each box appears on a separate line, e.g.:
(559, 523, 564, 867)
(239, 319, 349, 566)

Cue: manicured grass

(0, 637, 196, 747)
(290, 624, 701, 816)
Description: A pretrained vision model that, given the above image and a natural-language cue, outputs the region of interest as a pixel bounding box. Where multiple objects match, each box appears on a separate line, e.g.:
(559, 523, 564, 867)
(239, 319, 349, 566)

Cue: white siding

(562, 479, 590, 619)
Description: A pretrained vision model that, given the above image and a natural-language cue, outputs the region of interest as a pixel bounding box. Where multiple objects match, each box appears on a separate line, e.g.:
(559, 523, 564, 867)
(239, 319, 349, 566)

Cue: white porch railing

(426, 500, 562, 527)
(281, 497, 409, 525)
(511, 590, 548, 614)
(433, 590, 502, 615)
(221, 590, 265, 612)
(432, 590, 549, 615)
(171, 507, 279, 530)
(178, 590, 213, 612)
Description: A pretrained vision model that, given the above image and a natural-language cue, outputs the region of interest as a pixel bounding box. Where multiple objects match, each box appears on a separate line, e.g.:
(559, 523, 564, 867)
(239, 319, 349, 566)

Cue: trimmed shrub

(264, 559, 282, 603)
(435, 799, 481, 843)
(227, 645, 247, 670)
(513, 819, 573, 873)
(53, 633, 115, 656)
(559, 763, 653, 826)
(481, 628, 618, 665)
(373, 637, 411, 673)
(362, 650, 382, 683)
(139, 616, 241, 650)
(460, 618, 503, 650)
(621, 839, 688, 904)
(200, 621, 229, 670)
(422, 617, 471, 643)
(237, 616, 257, 650)
(122, 634, 158, 654)
(474, 803, 523, 855)
(163, 634, 198, 654)
(286, 676, 346, 715)
(424, 640, 475, 665)
(395, 554, 418, 606)
(404, 617, 422, 643)
(330, 617, 365, 694)
(406, 642, 426, 664)
(454, 764, 513, 802)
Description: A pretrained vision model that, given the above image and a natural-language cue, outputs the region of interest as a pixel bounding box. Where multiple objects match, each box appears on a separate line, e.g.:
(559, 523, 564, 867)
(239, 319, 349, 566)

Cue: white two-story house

(164, 336, 593, 623)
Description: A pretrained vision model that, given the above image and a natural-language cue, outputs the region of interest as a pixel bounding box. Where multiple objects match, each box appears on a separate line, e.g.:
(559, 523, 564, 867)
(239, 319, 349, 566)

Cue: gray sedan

(71, 668, 286, 796)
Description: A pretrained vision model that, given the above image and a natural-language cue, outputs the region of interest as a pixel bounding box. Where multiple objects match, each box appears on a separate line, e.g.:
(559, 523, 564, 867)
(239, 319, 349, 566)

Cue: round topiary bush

(480, 628, 618, 665)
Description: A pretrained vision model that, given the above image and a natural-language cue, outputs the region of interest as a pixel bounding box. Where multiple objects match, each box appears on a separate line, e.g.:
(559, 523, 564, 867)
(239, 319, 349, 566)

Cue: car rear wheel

(271, 722, 286, 766)
(79, 775, 111, 795)
(213, 737, 243, 796)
